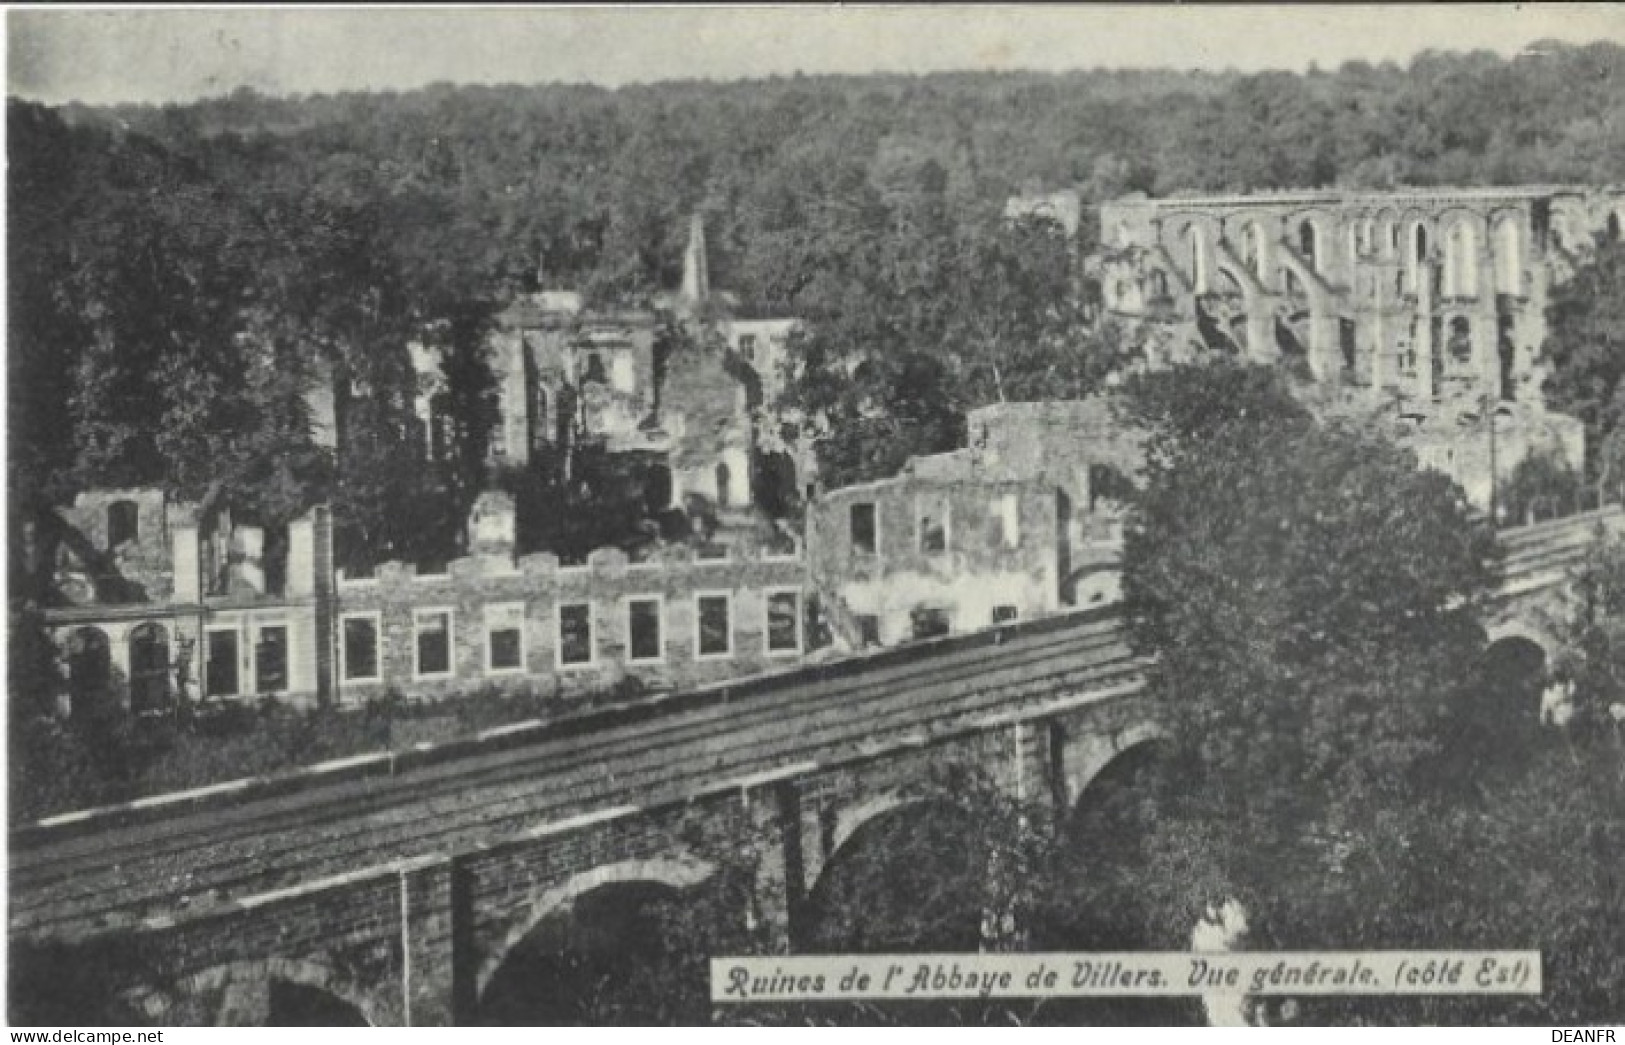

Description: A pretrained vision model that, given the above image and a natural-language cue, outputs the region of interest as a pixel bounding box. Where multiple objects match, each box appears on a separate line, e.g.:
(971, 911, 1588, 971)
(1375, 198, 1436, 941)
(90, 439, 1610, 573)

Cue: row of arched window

(1171, 212, 1529, 300)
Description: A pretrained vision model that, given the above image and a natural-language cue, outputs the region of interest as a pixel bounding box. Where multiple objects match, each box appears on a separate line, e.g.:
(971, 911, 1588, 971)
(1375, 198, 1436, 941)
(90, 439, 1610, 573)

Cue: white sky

(7, 4, 1625, 107)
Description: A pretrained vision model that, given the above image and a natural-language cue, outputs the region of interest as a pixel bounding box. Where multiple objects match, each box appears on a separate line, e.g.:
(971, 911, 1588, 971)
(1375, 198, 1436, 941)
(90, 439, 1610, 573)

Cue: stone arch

(827, 788, 945, 865)
(1442, 215, 1481, 298)
(1181, 221, 1211, 293)
(1404, 216, 1431, 292)
(802, 784, 990, 953)
(1285, 210, 1336, 276)
(1371, 209, 1399, 260)
(1483, 618, 1555, 663)
(1212, 253, 1247, 295)
(66, 625, 112, 717)
(1275, 246, 1324, 305)
(476, 855, 715, 997)
(1242, 219, 1272, 283)
(128, 622, 170, 715)
(1064, 721, 1169, 812)
(1548, 197, 1588, 254)
(1297, 218, 1318, 269)
(131, 958, 379, 1028)
(1356, 213, 1376, 255)
(1492, 211, 1525, 295)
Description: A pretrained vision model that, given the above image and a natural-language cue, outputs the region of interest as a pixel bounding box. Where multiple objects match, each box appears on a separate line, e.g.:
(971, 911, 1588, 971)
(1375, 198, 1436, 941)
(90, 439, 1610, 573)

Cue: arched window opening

(1149, 269, 1169, 300)
(67, 627, 111, 718)
(1495, 217, 1523, 295)
(1246, 223, 1268, 281)
(128, 623, 170, 715)
(1446, 222, 1479, 298)
(1298, 220, 1317, 269)
(1407, 222, 1428, 292)
(1188, 226, 1208, 293)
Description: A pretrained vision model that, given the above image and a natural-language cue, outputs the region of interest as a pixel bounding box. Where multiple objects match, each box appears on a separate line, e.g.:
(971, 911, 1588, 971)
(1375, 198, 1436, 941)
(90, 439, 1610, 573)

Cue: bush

(1499, 451, 1592, 526)
(10, 678, 649, 825)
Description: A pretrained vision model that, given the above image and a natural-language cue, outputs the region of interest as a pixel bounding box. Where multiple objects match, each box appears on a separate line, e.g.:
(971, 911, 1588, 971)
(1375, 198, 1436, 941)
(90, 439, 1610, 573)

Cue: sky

(7, 4, 1625, 107)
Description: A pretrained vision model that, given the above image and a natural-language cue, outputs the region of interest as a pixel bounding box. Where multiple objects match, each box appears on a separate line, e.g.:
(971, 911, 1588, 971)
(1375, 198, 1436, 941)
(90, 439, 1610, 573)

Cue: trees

(1114, 361, 1623, 1025)
(1541, 239, 1625, 491)
(1123, 362, 1498, 844)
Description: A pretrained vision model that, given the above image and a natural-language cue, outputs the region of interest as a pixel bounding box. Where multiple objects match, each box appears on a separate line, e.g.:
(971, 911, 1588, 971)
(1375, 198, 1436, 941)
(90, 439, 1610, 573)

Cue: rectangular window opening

(628, 598, 663, 663)
(995, 494, 1021, 549)
(486, 603, 525, 673)
(206, 629, 240, 697)
(255, 624, 288, 694)
(911, 607, 952, 641)
(766, 590, 802, 654)
(342, 615, 380, 682)
(559, 602, 594, 666)
(697, 594, 732, 658)
(850, 502, 877, 556)
(415, 609, 453, 679)
(918, 497, 948, 554)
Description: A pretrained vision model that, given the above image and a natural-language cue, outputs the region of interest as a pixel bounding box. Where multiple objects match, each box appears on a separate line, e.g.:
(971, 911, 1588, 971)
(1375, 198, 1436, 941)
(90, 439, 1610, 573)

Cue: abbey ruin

(1092, 186, 1625, 508)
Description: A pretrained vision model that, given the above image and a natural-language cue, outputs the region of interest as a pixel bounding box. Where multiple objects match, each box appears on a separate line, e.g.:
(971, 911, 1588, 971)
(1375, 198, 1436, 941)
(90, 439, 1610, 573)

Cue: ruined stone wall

(331, 542, 809, 704)
(1094, 186, 1624, 401)
(806, 476, 1060, 646)
(54, 488, 177, 605)
(662, 343, 754, 510)
(967, 398, 1148, 508)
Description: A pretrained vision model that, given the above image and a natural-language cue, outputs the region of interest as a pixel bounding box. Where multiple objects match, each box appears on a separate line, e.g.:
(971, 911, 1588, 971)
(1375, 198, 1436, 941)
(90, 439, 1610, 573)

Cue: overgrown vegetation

(8, 678, 650, 825)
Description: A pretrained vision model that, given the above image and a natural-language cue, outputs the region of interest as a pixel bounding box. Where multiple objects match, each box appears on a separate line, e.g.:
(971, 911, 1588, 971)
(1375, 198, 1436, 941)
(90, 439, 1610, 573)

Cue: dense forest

(11, 43, 1625, 559)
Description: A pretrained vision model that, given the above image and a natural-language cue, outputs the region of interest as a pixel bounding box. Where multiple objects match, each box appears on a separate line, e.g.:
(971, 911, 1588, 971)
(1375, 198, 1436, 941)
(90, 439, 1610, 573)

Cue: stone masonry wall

(332, 543, 809, 704)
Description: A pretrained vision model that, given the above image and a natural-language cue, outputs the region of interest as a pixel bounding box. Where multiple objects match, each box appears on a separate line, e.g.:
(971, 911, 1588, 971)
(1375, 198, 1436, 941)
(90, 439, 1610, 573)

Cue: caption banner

(712, 952, 1541, 1002)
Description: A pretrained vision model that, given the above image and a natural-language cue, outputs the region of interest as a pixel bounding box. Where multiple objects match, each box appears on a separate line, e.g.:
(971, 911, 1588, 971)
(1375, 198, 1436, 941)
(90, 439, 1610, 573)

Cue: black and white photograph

(6, 4, 1625, 1029)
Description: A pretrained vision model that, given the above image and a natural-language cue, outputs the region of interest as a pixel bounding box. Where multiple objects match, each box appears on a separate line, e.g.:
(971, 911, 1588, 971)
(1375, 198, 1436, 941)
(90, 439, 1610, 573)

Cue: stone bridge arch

(1483, 616, 1557, 664)
(475, 854, 715, 999)
(801, 781, 990, 953)
(129, 958, 379, 1028)
(1058, 720, 1170, 817)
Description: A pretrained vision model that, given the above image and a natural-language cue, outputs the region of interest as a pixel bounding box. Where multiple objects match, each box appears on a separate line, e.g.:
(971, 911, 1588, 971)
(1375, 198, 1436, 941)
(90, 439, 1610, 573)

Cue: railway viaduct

(9, 509, 1620, 1026)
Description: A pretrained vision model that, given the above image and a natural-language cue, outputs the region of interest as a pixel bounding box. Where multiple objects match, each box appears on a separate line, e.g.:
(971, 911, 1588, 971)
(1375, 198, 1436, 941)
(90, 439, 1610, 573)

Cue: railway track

(12, 608, 1144, 942)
